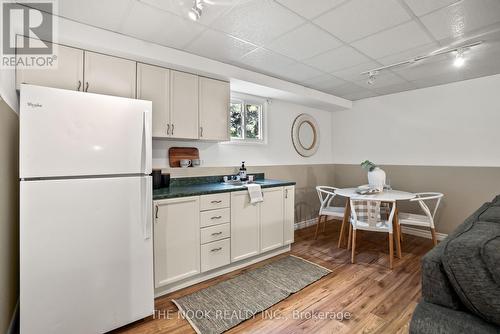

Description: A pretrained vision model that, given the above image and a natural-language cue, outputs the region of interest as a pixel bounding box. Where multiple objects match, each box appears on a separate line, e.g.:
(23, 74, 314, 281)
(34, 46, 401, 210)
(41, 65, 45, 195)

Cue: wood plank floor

(112, 221, 432, 334)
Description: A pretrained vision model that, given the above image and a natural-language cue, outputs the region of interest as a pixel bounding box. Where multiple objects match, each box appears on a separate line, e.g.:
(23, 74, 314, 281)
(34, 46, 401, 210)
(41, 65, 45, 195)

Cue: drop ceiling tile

(341, 90, 378, 100)
(276, 0, 348, 19)
(277, 63, 325, 82)
(304, 46, 370, 73)
(331, 61, 380, 82)
(329, 82, 366, 96)
(302, 74, 347, 90)
(393, 53, 461, 81)
(185, 29, 258, 64)
(376, 43, 438, 66)
(352, 21, 434, 59)
(211, 0, 304, 45)
(370, 81, 418, 95)
(56, 0, 134, 31)
(313, 0, 411, 42)
(138, 0, 239, 25)
(404, 0, 460, 16)
(237, 48, 296, 76)
(420, 0, 500, 40)
(411, 71, 466, 88)
(266, 24, 342, 60)
(119, 1, 206, 49)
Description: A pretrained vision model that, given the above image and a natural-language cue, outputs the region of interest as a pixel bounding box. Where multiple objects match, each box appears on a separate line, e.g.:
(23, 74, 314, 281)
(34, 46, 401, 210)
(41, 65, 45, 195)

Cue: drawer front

(200, 193, 230, 211)
(201, 223, 230, 244)
(200, 208, 230, 228)
(201, 238, 230, 272)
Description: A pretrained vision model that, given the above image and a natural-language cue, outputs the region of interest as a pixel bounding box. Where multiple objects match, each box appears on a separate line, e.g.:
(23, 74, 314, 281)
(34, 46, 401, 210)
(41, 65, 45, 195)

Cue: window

(230, 99, 264, 142)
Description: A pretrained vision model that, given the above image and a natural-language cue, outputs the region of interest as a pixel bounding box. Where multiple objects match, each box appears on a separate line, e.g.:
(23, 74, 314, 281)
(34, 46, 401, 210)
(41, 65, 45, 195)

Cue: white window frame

(226, 93, 267, 145)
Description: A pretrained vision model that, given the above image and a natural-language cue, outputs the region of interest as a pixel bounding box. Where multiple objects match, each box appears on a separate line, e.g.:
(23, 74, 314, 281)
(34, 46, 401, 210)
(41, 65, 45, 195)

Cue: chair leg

(430, 228, 438, 246)
(351, 229, 357, 264)
(388, 232, 394, 269)
(393, 206, 402, 258)
(314, 215, 323, 240)
(338, 200, 350, 248)
(322, 216, 327, 232)
(347, 224, 352, 250)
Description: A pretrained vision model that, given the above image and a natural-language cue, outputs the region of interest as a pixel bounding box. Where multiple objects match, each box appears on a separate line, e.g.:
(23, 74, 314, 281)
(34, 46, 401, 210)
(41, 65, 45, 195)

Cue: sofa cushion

(410, 301, 500, 334)
(479, 206, 500, 223)
(442, 221, 500, 326)
(421, 241, 463, 310)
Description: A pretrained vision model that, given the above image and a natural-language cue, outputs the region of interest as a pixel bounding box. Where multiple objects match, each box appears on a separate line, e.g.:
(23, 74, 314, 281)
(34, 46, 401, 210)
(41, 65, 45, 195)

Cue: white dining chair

(349, 198, 397, 269)
(398, 192, 444, 246)
(315, 186, 345, 240)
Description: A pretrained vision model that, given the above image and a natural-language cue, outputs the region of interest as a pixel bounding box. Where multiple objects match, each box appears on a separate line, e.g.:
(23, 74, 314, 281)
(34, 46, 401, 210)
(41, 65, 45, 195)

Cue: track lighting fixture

(361, 41, 482, 84)
(188, 0, 203, 21)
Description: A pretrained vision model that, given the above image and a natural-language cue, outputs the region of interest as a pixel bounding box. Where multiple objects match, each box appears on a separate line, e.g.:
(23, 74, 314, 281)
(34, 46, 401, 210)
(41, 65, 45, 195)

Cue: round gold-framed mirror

(291, 114, 320, 157)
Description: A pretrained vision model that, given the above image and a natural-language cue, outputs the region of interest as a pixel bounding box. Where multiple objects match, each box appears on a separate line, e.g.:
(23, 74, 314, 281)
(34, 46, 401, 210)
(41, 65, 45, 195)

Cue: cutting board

(168, 147, 200, 168)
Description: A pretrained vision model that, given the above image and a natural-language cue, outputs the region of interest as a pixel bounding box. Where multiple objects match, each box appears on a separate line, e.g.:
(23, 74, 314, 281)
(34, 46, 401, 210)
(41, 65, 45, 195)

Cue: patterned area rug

(172, 255, 331, 334)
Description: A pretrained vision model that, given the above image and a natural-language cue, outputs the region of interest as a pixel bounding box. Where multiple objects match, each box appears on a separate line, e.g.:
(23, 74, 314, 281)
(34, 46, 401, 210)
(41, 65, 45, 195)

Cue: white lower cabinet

(260, 187, 284, 252)
(153, 196, 200, 288)
(284, 186, 295, 244)
(153, 185, 295, 291)
(230, 191, 260, 262)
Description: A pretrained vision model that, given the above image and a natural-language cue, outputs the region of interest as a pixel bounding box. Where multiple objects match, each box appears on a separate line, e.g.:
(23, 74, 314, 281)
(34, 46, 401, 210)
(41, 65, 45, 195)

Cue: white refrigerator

(19, 85, 154, 334)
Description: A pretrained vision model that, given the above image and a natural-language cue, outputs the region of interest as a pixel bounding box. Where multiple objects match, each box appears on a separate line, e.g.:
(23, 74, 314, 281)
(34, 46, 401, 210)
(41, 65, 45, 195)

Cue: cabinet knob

(167, 123, 170, 135)
(77, 80, 82, 91)
(171, 124, 174, 136)
(211, 231, 222, 236)
(210, 247, 222, 252)
(210, 215, 222, 220)
(200, 126, 203, 137)
(84, 82, 89, 92)
(211, 200, 222, 204)
(155, 205, 159, 220)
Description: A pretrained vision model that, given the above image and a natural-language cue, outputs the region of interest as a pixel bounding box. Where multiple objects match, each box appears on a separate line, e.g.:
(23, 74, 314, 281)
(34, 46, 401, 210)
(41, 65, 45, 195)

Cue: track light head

(454, 48, 466, 68)
(188, 0, 203, 21)
(367, 71, 378, 85)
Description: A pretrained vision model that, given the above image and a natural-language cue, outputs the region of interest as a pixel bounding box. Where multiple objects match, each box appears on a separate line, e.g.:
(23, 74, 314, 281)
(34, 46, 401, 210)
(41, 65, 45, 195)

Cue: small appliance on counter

(152, 170, 170, 188)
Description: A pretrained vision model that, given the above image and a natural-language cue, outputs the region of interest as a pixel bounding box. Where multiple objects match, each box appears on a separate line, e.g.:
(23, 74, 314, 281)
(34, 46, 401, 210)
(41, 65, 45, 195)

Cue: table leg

(338, 199, 351, 248)
(394, 205, 402, 259)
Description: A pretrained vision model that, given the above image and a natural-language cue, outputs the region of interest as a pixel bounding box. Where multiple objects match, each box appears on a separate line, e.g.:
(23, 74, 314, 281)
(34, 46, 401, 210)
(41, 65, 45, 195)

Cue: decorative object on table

(161, 173, 170, 188)
(356, 185, 382, 194)
(192, 159, 201, 167)
(172, 256, 331, 334)
(151, 169, 162, 189)
(168, 147, 199, 167)
(361, 160, 386, 191)
(180, 159, 192, 168)
(291, 113, 320, 157)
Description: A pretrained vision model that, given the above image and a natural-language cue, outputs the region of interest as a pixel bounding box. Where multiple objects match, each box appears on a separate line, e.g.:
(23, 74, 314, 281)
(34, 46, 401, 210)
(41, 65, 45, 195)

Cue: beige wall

(0, 98, 19, 332)
(333, 164, 500, 234)
(161, 164, 336, 223)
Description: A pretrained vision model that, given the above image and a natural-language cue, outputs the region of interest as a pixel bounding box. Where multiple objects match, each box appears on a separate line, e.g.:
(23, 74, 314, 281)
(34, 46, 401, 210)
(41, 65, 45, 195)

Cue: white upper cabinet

(84, 51, 136, 98)
(260, 187, 284, 252)
(137, 63, 170, 138)
(231, 191, 260, 262)
(154, 197, 200, 288)
(16, 37, 84, 91)
(283, 186, 295, 245)
(199, 77, 230, 141)
(170, 70, 199, 139)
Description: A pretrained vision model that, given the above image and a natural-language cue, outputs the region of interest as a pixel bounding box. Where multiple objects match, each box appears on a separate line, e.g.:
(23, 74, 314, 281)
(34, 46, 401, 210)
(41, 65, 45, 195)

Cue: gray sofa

(410, 195, 500, 334)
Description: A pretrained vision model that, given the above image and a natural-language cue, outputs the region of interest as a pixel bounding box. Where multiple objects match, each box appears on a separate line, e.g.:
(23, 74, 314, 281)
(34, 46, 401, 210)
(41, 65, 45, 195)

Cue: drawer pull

(211, 247, 222, 252)
(211, 200, 222, 204)
(211, 216, 222, 220)
(211, 232, 222, 236)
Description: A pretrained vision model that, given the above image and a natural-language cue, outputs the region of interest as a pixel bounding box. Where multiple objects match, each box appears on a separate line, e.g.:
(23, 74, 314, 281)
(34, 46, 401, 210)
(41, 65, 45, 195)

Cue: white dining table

(334, 187, 416, 258)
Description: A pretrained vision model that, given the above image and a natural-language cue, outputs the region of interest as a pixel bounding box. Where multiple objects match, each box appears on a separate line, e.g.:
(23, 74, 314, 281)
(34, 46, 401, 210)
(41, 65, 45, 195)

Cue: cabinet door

(260, 187, 284, 252)
(137, 63, 170, 138)
(16, 37, 84, 91)
(231, 191, 260, 262)
(283, 186, 295, 244)
(199, 77, 229, 141)
(154, 197, 200, 288)
(170, 70, 199, 139)
(84, 51, 136, 98)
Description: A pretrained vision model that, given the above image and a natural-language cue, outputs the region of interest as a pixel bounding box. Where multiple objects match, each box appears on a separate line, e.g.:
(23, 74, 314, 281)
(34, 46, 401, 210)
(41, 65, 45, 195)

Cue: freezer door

(20, 84, 152, 178)
(20, 176, 153, 334)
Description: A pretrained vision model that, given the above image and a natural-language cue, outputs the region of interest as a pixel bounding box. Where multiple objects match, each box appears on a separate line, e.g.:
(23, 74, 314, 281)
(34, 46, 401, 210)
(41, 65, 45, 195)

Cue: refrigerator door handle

(142, 110, 152, 174)
(142, 177, 153, 240)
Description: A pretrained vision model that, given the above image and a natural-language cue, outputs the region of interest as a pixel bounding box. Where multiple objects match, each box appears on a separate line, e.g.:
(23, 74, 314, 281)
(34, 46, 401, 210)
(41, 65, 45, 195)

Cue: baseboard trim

(400, 226, 448, 241)
(294, 218, 448, 241)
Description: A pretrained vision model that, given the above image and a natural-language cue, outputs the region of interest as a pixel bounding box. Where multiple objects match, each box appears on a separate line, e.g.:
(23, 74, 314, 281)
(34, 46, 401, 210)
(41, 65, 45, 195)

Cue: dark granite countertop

(153, 178, 296, 200)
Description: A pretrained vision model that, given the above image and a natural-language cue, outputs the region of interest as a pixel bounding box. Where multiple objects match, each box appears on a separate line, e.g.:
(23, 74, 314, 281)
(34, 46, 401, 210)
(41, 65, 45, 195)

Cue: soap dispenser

(239, 161, 247, 181)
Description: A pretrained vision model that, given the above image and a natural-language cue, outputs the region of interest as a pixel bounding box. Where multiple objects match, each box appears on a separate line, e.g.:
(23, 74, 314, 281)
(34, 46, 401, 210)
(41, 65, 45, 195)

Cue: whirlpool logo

(27, 102, 43, 108)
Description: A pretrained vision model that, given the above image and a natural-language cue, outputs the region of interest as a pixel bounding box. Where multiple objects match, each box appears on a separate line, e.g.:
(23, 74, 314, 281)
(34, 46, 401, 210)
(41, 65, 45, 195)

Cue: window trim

(225, 93, 267, 145)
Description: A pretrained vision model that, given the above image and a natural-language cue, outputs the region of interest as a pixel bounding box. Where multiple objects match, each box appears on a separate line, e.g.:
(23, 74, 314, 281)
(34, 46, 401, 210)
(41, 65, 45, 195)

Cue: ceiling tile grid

(42, 0, 500, 100)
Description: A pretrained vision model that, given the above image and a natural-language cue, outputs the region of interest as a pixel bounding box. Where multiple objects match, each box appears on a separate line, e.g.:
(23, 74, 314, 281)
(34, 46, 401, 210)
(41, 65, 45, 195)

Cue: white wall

(153, 99, 334, 168)
(332, 74, 500, 167)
